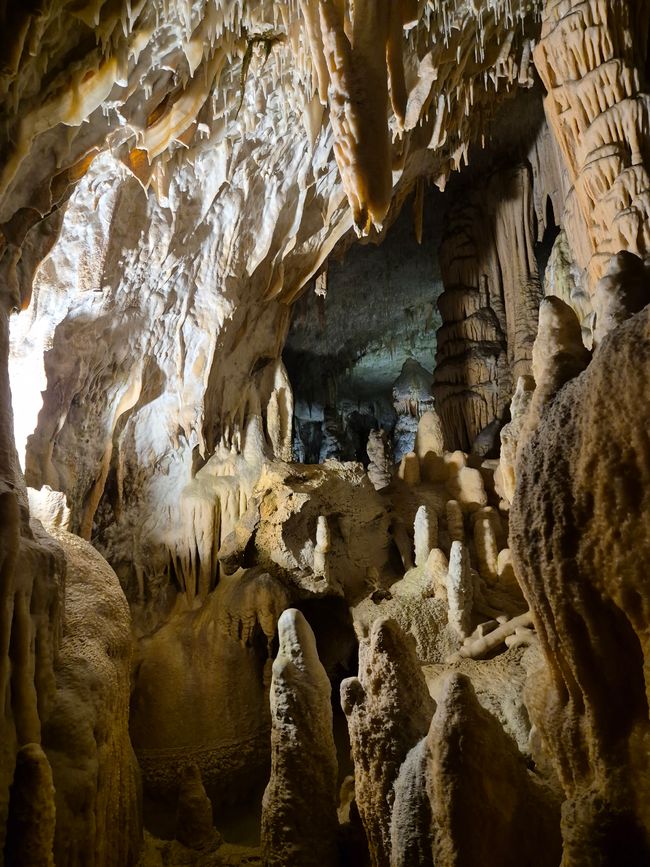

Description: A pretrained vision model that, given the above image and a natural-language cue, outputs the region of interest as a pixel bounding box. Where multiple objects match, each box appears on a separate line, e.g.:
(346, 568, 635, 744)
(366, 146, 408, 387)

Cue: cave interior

(1, 2, 650, 866)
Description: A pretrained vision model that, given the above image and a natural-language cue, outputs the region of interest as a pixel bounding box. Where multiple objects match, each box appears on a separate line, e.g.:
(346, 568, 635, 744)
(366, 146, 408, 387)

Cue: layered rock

(434, 164, 545, 450)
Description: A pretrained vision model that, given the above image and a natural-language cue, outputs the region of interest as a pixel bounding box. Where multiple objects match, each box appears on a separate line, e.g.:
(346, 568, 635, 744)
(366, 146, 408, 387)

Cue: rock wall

(511, 299, 650, 864)
(42, 528, 141, 867)
(0, 306, 65, 861)
(535, 0, 650, 289)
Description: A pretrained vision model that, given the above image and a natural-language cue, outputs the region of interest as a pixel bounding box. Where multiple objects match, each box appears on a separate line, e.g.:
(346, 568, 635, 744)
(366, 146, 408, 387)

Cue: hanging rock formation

(535, 0, 650, 288)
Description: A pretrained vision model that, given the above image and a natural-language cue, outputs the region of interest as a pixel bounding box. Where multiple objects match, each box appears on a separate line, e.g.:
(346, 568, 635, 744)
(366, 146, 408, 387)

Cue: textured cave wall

(4, 0, 543, 614)
(42, 527, 141, 867)
(535, 0, 650, 291)
(504, 4, 650, 860)
(0, 304, 65, 860)
(433, 90, 564, 452)
(511, 300, 650, 864)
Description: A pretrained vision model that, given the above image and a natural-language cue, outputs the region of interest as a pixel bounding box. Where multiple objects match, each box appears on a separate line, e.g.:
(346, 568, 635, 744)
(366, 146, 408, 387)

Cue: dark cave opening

(535, 196, 561, 279)
(284, 187, 446, 467)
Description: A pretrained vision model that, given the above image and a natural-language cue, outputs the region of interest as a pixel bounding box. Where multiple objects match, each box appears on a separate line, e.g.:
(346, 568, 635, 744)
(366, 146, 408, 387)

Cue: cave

(284, 187, 443, 466)
(2, 2, 650, 866)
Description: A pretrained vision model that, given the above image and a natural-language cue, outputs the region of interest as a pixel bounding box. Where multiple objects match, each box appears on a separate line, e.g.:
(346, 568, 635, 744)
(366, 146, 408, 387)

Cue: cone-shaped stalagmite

(261, 608, 339, 867)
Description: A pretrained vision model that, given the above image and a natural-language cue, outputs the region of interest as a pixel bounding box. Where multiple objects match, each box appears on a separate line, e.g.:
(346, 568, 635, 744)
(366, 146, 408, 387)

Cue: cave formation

(1, 1, 650, 865)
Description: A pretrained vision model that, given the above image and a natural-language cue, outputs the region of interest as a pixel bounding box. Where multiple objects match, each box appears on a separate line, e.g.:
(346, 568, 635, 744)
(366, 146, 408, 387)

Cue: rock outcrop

(42, 528, 141, 867)
(391, 673, 561, 867)
(130, 568, 289, 804)
(511, 290, 650, 863)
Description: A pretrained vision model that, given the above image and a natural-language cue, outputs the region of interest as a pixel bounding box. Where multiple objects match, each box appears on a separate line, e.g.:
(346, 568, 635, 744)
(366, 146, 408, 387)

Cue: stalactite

(534, 0, 650, 289)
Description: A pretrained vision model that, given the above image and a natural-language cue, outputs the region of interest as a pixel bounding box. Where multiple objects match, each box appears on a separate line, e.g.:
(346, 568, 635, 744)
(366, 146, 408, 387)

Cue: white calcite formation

(445, 540, 473, 639)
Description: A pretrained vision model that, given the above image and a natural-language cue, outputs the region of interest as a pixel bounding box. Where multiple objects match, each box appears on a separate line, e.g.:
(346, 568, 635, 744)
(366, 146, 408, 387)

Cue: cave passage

(284, 190, 445, 467)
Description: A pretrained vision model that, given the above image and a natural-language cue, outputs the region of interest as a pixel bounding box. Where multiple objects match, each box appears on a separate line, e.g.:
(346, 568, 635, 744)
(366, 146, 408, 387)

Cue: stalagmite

(423, 548, 449, 600)
(262, 608, 339, 867)
(446, 541, 473, 639)
(397, 451, 421, 485)
(494, 375, 535, 506)
(414, 505, 437, 567)
(497, 548, 517, 592)
(174, 764, 219, 851)
(472, 506, 499, 584)
(446, 465, 487, 512)
(390, 673, 561, 866)
(524, 296, 591, 440)
(341, 618, 435, 867)
(592, 251, 650, 348)
(445, 499, 464, 543)
(414, 409, 445, 482)
(313, 513, 330, 579)
(43, 529, 141, 867)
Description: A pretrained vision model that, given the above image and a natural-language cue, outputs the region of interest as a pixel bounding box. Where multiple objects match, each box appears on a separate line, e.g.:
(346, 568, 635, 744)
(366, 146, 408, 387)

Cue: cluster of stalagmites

(259, 614, 560, 867)
(3, 251, 648, 867)
(253, 250, 650, 867)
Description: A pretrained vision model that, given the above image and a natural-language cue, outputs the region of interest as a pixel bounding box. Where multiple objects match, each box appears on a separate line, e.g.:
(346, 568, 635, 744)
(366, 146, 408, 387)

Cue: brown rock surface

(43, 527, 141, 867)
(391, 673, 561, 867)
(341, 618, 435, 867)
(511, 303, 650, 864)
